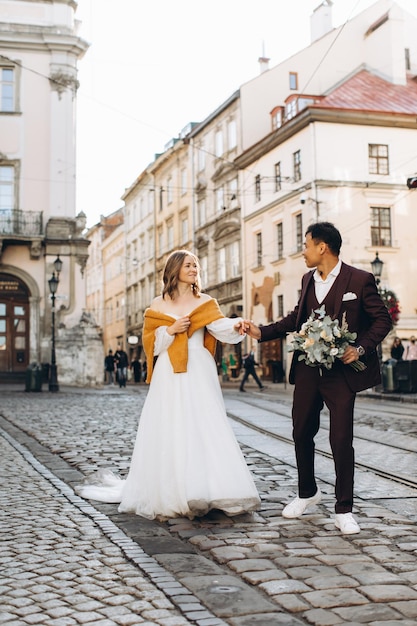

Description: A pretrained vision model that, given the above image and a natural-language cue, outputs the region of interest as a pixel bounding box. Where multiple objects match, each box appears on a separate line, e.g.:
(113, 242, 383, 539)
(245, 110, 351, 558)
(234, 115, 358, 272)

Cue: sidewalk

(1, 385, 417, 625)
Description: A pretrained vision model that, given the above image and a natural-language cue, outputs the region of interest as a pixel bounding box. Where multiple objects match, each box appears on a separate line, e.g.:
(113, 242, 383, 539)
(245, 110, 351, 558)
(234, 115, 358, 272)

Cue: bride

(76, 249, 260, 520)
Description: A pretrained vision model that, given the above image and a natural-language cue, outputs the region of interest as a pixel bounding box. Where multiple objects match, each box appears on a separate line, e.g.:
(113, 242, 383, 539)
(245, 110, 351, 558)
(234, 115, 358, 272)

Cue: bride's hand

(167, 316, 191, 335)
(234, 320, 247, 335)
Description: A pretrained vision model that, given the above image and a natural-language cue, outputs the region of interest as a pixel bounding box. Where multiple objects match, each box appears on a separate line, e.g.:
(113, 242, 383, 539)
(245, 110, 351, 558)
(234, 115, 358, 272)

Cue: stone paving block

(361, 584, 417, 602)
(272, 593, 311, 613)
(302, 588, 368, 608)
(227, 612, 305, 625)
(209, 546, 249, 562)
(227, 558, 278, 574)
(302, 608, 344, 625)
(260, 579, 311, 595)
(389, 600, 417, 618)
(304, 574, 359, 590)
(241, 569, 288, 584)
(333, 602, 403, 623)
(285, 564, 339, 579)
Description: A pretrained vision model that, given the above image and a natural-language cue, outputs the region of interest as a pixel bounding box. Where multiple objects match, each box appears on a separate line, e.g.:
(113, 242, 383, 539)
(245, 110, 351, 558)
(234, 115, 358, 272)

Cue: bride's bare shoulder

(198, 293, 212, 304)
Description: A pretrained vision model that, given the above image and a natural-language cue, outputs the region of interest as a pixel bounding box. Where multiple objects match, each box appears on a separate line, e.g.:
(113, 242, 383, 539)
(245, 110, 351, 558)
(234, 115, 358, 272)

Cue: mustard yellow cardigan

(143, 299, 225, 382)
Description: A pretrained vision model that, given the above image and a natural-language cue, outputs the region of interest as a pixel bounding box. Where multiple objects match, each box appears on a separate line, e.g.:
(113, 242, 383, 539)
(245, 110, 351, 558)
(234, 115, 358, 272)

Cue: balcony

(0, 209, 43, 237)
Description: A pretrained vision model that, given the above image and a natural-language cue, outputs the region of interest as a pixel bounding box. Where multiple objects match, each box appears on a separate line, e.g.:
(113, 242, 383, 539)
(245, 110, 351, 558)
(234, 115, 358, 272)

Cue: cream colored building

(237, 0, 417, 377)
(0, 0, 102, 386)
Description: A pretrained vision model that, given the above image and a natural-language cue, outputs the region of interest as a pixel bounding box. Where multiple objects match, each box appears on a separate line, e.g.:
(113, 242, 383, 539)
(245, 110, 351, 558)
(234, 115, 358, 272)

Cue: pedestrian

(104, 349, 115, 385)
(76, 249, 260, 520)
(114, 344, 129, 388)
(404, 336, 417, 360)
(131, 356, 142, 383)
(240, 349, 266, 392)
(390, 337, 404, 361)
(244, 222, 391, 534)
(142, 360, 147, 382)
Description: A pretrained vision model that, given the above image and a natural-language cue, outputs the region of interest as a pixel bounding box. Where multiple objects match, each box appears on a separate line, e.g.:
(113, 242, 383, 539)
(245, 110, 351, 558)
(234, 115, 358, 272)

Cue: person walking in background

(404, 336, 417, 360)
(114, 344, 129, 388)
(240, 349, 265, 392)
(131, 356, 142, 383)
(390, 337, 404, 361)
(104, 349, 115, 385)
(244, 222, 391, 534)
(76, 249, 260, 521)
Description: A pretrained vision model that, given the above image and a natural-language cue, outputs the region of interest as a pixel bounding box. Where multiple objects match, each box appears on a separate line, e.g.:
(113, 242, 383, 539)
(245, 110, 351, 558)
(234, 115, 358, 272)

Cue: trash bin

(25, 363, 43, 392)
(396, 360, 417, 393)
(381, 359, 398, 392)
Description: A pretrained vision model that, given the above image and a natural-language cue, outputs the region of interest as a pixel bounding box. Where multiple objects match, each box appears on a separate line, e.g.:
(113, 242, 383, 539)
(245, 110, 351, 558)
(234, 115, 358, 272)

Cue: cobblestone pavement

(1, 383, 417, 626)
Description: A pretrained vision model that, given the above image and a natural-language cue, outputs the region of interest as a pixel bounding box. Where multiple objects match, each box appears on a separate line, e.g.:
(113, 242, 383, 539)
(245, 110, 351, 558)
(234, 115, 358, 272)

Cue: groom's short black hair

(306, 222, 342, 256)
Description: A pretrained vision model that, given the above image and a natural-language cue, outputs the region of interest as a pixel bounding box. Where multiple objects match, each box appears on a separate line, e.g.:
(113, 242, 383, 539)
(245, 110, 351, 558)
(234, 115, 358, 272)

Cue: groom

(244, 222, 391, 534)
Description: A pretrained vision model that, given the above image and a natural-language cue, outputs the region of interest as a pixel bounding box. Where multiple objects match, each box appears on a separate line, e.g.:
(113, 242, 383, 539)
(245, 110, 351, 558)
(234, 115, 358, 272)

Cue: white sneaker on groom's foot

(335, 512, 360, 534)
(282, 487, 322, 518)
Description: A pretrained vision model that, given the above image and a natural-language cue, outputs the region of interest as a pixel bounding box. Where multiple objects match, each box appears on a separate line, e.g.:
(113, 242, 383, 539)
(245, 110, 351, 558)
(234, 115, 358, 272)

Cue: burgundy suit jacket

(260, 262, 392, 392)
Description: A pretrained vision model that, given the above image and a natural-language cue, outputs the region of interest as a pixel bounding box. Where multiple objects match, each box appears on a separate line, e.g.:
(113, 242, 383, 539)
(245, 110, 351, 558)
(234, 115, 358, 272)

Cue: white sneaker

(335, 512, 360, 535)
(282, 488, 322, 518)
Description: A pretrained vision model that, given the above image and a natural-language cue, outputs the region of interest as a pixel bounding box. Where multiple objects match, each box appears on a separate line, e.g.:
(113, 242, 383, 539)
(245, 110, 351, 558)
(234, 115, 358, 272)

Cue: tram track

(225, 395, 417, 492)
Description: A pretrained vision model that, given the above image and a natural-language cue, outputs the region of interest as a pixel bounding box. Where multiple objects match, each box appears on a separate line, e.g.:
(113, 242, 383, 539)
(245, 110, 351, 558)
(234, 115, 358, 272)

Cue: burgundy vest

(304, 277, 338, 321)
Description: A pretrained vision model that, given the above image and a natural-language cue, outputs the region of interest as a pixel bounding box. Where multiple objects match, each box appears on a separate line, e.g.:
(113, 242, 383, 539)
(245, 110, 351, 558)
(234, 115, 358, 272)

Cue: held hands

(238, 320, 262, 340)
(167, 315, 191, 336)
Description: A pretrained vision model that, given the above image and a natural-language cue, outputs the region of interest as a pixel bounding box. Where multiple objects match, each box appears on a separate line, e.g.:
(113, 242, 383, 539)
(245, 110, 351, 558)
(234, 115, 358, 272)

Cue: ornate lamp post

(48, 256, 63, 392)
(371, 252, 384, 290)
(371, 252, 385, 380)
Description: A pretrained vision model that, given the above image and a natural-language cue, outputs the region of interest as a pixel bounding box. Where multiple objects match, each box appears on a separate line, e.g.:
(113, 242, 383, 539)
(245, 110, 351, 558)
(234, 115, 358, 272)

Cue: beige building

(0, 0, 102, 386)
(237, 0, 417, 377)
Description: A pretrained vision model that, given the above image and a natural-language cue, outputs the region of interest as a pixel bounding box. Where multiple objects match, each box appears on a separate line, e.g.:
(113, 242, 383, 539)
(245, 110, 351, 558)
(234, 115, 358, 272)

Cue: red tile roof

(316, 69, 417, 115)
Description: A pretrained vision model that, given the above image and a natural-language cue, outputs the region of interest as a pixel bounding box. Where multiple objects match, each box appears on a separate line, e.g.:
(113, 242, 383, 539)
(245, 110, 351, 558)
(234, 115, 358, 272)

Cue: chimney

(310, 0, 333, 43)
(258, 41, 270, 74)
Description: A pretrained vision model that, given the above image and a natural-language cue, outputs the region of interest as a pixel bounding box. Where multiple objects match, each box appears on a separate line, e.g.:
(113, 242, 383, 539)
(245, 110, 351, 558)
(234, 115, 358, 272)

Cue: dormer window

(271, 106, 284, 130)
(289, 72, 298, 90)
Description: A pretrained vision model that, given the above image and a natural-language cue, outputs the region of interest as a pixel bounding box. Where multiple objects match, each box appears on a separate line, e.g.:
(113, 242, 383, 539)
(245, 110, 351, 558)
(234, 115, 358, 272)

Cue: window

(405, 48, 411, 71)
(167, 222, 174, 250)
(148, 228, 154, 258)
(229, 177, 238, 205)
(255, 175, 261, 202)
(0, 165, 14, 211)
(215, 130, 223, 157)
(217, 247, 226, 282)
(167, 177, 173, 204)
(371, 207, 391, 246)
(295, 213, 303, 252)
(230, 241, 240, 278)
(181, 216, 188, 243)
(286, 99, 297, 120)
(276, 222, 283, 259)
(148, 189, 154, 215)
(200, 255, 208, 287)
(271, 107, 284, 130)
(274, 162, 281, 192)
(198, 199, 206, 226)
(181, 168, 187, 195)
(227, 119, 237, 150)
(1, 68, 14, 112)
(158, 228, 163, 254)
(289, 72, 298, 90)
(256, 232, 262, 266)
(198, 143, 206, 171)
(215, 187, 224, 212)
(277, 295, 284, 318)
(293, 150, 301, 182)
(369, 144, 389, 175)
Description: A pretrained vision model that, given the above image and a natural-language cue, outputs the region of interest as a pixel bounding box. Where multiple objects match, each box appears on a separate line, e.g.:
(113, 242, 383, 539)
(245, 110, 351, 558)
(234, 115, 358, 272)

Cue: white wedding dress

(76, 316, 261, 521)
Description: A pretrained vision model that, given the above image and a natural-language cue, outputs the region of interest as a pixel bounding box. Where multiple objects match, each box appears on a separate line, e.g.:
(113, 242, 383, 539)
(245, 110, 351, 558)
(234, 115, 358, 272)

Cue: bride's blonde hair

(162, 250, 202, 300)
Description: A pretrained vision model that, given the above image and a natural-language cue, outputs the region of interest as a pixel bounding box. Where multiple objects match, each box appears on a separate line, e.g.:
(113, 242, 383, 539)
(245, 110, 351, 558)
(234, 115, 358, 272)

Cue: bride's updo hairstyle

(162, 250, 202, 299)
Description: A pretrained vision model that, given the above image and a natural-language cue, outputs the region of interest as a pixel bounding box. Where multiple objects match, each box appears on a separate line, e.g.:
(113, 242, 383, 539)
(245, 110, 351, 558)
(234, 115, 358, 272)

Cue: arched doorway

(0, 273, 30, 373)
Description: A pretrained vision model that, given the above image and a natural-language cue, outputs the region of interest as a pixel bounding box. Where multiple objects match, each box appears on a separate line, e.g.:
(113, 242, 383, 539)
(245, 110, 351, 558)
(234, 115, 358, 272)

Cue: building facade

(0, 0, 102, 386)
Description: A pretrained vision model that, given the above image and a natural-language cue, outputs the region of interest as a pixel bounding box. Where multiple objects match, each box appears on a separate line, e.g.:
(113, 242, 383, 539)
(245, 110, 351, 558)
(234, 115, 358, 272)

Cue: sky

(75, 0, 417, 228)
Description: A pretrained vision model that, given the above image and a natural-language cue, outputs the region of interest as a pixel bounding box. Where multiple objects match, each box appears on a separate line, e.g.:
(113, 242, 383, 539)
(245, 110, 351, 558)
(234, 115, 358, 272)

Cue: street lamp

(48, 256, 62, 392)
(371, 252, 384, 288)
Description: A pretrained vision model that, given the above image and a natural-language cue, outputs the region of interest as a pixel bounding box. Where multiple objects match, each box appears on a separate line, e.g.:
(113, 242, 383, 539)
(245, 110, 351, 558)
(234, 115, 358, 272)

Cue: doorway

(0, 273, 30, 373)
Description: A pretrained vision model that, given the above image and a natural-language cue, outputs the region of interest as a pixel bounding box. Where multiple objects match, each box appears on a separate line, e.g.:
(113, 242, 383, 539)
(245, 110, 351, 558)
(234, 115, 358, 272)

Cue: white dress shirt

(313, 259, 342, 303)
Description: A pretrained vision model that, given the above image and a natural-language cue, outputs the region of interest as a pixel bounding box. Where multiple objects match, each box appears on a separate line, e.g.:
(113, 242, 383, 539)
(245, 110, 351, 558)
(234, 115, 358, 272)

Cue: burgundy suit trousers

(292, 360, 356, 513)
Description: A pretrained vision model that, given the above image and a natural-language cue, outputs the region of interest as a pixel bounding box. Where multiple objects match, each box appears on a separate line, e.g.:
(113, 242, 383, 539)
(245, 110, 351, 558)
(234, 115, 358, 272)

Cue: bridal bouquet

(288, 305, 366, 372)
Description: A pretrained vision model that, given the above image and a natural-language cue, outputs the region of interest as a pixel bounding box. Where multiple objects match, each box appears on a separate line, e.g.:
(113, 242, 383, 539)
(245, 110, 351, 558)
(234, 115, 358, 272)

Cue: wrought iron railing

(0, 209, 43, 236)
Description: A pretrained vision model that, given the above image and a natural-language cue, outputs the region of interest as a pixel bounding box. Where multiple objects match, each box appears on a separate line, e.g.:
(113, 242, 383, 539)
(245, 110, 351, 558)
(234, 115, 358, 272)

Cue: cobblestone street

(1, 384, 417, 625)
